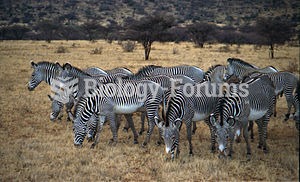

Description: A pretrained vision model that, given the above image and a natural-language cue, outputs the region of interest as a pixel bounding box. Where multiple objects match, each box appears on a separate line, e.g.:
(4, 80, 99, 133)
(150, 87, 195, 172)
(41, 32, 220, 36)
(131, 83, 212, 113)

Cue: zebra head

(28, 61, 43, 91)
(224, 64, 234, 81)
(155, 116, 180, 159)
(73, 117, 87, 148)
(47, 95, 64, 121)
(209, 113, 235, 156)
(28, 61, 62, 91)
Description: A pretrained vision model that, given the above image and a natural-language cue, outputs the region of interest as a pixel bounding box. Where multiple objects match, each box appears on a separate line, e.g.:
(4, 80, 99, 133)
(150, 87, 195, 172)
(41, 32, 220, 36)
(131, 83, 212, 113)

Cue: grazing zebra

(224, 58, 278, 81)
(69, 79, 164, 148)
(28, 61, 62, 91)
(106, 67, 133, 76)
(203, 64, 226, 83)
(121, 74, 196, 135)
(49, 63, 133, 121)
(133, 65, 204, 83)
(243, 71, 299, 120)
(84, 67, 108, 76)
(155, 81, 220, 159)
(209, 76, 276, 158)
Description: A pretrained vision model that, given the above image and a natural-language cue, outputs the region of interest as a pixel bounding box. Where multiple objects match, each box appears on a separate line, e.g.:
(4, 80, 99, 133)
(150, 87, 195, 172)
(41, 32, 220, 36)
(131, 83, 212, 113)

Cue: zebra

(28, 61, 77, 121)
(28, 61, 62, 91)
(209, 75, 276, 159)
(121, 74, 196, 135)
(48, 63, 133, 121)
(224, 58, 278, 81)
(243, 71, 299, 120)
(155, 81, 221, 159)
(84, 67, 108, 76)
(132, 65, 204, 83)
(203, 64, 226, 83)
(69, 79, 164, 148)
(106, 67, 133, 76)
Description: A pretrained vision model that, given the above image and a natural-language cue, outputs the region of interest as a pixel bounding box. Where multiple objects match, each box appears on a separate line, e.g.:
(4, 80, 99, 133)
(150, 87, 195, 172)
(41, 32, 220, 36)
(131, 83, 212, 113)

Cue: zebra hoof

(90, 144, 96, 149)
(235, 138, 241, 143)
(87, 137, 94, 143)
(189, 152, 193, 157)
(251, 139, 254, 142)
(246, 153, 251, 160)
(141, 142, 147, 147)
(108, 139, 117, 146)
(123, 127, 129, 132)
(133, 139, 138, 144)
(156, 140, 162, 146)
(257, 145, 262, 149)
(263, 148, 269, 154)
(139, 130, 144, 135)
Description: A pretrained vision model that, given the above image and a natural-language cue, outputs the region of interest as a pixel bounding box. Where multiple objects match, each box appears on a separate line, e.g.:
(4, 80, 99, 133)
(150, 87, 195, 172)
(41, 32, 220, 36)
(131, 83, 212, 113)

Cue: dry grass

(0, 40, 299, 181)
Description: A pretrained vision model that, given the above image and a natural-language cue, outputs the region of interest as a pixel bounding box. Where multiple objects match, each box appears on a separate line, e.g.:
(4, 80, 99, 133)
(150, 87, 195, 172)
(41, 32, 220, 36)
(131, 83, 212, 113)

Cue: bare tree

(256, 17, 294, 59)
(187, 22, 216, 48)
(8, 24, 30, 40)
(81, 21, 107, 41)
(36, 20, 60, 43)
(124, 14, 174, 60)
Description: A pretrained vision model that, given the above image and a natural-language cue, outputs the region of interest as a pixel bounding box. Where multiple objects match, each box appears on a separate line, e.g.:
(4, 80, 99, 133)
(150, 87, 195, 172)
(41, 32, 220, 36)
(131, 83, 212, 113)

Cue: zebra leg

(122, 115, 130, 132)
(273, 97, 278, 117)
(192, 121, 197, 135)
(262, 118, 269, 153)
(255, 120, 263, 149)
(248, 120, 254, 142)
(91, 116, 105, 149)
(142, 119, 155, 147)
(243, 122, 251, 159)
(186, 121, 193, 156)
(124, 114, 138, 144)
(108, 114, 118, 145)
(204, 119, 216, 153)
(284, 92, 294, 121)
(139, 111, 146, 135)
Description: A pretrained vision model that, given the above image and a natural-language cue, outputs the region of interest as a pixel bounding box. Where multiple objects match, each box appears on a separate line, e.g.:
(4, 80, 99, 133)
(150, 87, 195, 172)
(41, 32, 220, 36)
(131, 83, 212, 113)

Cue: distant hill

(0, 0, 299, 27)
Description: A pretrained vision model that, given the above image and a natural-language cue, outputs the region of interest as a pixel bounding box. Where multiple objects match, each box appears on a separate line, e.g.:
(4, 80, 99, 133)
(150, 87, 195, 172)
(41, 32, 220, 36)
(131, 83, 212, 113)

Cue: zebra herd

(28, 58, 299, 160)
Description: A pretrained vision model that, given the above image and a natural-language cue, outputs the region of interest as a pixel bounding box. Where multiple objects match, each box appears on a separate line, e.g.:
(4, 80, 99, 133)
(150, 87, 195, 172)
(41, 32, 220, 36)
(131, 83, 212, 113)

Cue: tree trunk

(269, 44, 274, 59)
(143, 40, 152, 60)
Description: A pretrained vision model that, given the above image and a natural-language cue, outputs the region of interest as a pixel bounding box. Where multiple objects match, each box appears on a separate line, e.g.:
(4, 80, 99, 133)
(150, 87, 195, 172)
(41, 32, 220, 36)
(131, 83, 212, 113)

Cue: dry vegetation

(0, 40, 299, 181)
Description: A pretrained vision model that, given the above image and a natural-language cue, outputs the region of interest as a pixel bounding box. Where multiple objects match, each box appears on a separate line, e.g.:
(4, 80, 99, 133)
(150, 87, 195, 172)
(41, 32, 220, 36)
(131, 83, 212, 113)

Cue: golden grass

(0, 40, 299, 181)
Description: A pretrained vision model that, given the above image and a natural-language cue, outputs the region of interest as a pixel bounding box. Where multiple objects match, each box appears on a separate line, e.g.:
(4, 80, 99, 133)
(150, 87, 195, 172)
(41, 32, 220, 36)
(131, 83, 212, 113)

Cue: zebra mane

(227, 58, 256, 69)
(135, 65, 162, 77)
(35, 61, 61, 68)
(63, 63, 91, 77)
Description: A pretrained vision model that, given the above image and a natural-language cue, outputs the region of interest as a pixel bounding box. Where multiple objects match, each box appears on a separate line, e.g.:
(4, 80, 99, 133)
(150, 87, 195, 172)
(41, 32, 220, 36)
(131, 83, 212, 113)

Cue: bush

(122, 41, 135, 52)
(90, 47, 103, 54)
(286, 61, 299, 73)
(55, 46, 68, 53)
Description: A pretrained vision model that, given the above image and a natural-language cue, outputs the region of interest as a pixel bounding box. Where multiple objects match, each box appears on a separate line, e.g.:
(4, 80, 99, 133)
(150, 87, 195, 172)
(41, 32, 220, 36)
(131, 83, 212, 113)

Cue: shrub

(55, 46, 68, 53)
(286, 61, 299, 73)
(90, 47, 102, 54)
(122, 41, 135, 52)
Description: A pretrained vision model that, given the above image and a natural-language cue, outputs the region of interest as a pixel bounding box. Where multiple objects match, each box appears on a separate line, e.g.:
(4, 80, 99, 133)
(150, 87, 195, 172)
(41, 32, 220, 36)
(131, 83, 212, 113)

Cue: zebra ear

(209, 114, 217, 127)
(154, 116, 164, 129)
(173, 118, 182, 129)
(31, 61, 37, 68)
(47, 94, 53, 101)
(55, 62, 61, 67)
(63, 62, 72, 69)
(226, 116, 236, 127)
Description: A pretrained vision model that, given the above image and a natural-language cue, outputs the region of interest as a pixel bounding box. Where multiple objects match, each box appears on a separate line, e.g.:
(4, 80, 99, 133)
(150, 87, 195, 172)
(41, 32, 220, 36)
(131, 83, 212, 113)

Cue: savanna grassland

(0, 40, 299, 181)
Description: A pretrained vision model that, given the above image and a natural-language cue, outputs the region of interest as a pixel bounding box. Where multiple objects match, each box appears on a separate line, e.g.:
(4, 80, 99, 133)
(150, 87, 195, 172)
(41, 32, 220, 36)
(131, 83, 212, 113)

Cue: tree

(187, 22, 216, 48)
(124, 14, 175, 60)
(255, 17, 294, 59)
(36, 20, 60, 43)
(81, 21, 107, 41)
(8, 24, 30, 39)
